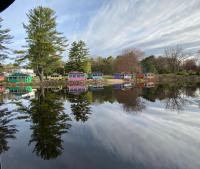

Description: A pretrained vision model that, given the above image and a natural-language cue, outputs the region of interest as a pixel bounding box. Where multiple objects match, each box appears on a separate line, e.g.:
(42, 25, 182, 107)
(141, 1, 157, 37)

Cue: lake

(1, 82, 200, 169)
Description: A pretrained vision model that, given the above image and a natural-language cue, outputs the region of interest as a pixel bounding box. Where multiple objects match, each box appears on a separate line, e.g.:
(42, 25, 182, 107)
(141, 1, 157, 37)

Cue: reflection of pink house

(0, 74, 5, 81)
(68, 72, 86, 81)
(0, 86, 5, 93)
(67, 85, 88, 94)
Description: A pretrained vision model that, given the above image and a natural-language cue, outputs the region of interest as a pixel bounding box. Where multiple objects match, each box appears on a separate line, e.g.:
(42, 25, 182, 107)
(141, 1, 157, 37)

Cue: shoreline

(1, 74, 200, 87)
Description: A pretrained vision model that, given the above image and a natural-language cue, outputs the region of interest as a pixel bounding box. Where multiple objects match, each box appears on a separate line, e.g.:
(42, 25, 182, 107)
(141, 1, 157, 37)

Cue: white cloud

(81, 0, 200, 56)
(2, 0, 200, 58)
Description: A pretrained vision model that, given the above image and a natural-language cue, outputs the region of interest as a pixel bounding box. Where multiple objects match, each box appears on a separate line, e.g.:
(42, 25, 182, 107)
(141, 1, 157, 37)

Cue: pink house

(68, 71, 86, 81)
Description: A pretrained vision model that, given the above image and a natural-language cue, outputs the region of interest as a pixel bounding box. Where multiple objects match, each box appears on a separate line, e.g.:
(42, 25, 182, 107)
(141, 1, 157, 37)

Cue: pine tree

(67, 40, 90, 72)
(0, 17, 12, 64)
(21, 6, 67, 82)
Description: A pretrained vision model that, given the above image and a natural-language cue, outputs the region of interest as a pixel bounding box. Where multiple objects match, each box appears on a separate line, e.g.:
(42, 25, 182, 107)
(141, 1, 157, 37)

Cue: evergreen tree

(0, 17, 12, 64)
(20, 7, 67, 82)
(141, 55, 157, 73)
(66, 40, 90, 72)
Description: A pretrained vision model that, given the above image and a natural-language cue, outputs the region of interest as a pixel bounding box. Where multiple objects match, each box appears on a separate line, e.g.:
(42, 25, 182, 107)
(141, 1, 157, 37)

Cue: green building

(7, 73, 32, 83)
(8, 86, 33, 96)
(87, 72, 103, 80)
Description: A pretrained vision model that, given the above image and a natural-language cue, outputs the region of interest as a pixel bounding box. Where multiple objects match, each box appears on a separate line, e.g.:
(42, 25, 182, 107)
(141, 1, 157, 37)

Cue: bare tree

(165, 46, 188, 72)
(182, 59, 198, 72)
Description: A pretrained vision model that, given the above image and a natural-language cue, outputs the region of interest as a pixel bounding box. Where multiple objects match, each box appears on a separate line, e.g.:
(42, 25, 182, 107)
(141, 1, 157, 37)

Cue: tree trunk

(38, 86, 45, 103)
(37, 68, 44, 82)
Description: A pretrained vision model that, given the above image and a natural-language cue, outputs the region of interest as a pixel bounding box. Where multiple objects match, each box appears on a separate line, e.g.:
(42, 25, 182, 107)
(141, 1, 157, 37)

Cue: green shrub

(176, 71, 189, 76)
(103, 75, 113, 79)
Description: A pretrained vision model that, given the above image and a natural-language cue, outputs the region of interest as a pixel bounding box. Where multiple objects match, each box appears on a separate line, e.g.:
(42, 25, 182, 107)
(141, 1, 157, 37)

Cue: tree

(0, 17, 12, 64)
(18, 7, 67, 82)
(141, 55, 157, 73)
(154, 56, 171, 74)
(165, 46, 188, 73)
(83, 60, 91, 73)
(66, 40, 90, 72)
(91, 56, 115, 75)
(114, 49, 143, 73)
(182, 59, 197, 72)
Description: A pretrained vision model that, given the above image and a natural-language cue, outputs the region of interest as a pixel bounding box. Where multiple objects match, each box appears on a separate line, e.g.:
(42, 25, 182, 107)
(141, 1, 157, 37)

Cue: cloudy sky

(1, 0, 200, 59)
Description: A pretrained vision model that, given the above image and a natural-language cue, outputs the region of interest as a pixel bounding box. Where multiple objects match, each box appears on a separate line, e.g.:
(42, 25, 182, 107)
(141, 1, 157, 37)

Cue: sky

(1, 0, 200, 60)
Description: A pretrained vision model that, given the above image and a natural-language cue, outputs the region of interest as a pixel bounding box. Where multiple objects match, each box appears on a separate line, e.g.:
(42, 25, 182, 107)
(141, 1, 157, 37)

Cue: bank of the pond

(0, 78, 126, 87)
(2, 74, 200, 87)
(156, 74, 200, 83)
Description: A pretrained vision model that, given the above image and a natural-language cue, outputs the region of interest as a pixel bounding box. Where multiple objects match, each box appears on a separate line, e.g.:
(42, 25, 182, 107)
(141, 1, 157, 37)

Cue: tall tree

(66, 40, 90, 72)
(114, 49, 143, 73)
(141, 55, 157, 73)
(91, 56, 115, 75)
(182, 59, 197, 72)
(165, 46, 188, 73)
(19, 7, 67, 82)
(0, 17, 12, 64)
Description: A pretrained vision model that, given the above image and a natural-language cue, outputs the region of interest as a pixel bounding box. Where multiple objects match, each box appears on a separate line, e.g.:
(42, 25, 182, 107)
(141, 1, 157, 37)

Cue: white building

(12, 68, 36, 76)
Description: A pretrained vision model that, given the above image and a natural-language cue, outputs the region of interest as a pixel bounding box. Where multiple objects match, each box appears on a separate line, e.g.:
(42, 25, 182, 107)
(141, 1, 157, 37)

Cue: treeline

(0, 6, 200, 83)
(141, 47, 199, 75)
(91, 47, 200, 75)
(91, 49, 142, 75)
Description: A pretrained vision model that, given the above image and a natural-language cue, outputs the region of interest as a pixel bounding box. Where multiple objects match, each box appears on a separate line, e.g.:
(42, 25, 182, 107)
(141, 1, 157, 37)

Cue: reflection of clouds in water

(87, 101, 200, 169)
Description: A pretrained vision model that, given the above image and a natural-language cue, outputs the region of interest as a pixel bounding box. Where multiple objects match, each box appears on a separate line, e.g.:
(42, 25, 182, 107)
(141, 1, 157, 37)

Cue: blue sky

(1, 0, 200, 60)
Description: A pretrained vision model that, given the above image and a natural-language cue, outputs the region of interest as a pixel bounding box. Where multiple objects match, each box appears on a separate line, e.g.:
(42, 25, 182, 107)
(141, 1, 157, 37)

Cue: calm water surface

(1, 83, 200, 169)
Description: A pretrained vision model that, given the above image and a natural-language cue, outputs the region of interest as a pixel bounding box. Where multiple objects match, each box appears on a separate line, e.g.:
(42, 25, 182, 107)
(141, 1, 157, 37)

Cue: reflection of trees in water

(0, 106, 17, 154)
(142, 84, 172, 102)
(184, 85, 198, 97)
(91, 86, 116, 104)
(67, 92, 91, 122)
(17, 87, 71, 160)
(165, 86, 186, 112)
(142, 83, 200, 112)
(115, 88, 145, 113)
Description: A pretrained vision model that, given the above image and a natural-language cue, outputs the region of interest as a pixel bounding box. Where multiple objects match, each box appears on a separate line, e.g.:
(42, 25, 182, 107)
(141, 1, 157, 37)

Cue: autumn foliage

(114, 49, 143, 73)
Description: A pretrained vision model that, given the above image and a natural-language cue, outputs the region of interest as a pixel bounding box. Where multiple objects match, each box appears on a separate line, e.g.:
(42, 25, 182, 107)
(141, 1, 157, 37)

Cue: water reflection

(6, 82, 200, 115)
(114, 87, 145, 113)
(16, 87, 71, 160)
(65, 90, 91, 122)
(164, 85, 186, 112)
(141, 83, 194, 112)
(1, 81, 200, 168)
(0, 103, 18, 169)
(66, 83, 88, 95)
(0, 106, 17, 154)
